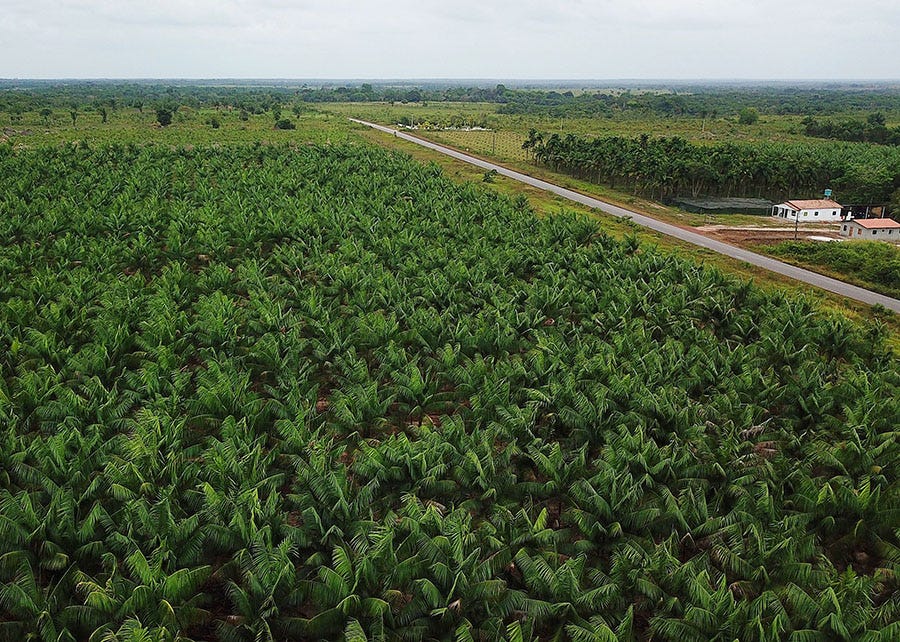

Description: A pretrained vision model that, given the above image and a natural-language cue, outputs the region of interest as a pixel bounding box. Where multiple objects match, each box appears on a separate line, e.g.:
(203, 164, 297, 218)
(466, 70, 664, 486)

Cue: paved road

(351, 118, 900, 313)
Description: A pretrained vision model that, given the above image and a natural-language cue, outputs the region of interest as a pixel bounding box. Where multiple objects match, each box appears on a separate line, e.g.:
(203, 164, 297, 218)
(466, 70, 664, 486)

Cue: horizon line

(3, 77, 900, 84)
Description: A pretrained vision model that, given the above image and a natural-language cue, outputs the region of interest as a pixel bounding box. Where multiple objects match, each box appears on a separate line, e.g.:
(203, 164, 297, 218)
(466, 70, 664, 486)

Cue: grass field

(762, 239, 900, 299)
(1, 107, 352, 147)
(320, 101, 831, 145)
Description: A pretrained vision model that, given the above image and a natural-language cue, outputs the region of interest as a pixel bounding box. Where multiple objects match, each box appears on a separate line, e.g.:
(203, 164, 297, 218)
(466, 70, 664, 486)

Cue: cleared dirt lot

(698, 223, 843, 245)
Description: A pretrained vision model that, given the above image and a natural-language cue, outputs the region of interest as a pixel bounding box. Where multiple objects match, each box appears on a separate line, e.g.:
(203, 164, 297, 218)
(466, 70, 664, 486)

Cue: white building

(840, 218, 900, 242)
(772, 199, 844, 222)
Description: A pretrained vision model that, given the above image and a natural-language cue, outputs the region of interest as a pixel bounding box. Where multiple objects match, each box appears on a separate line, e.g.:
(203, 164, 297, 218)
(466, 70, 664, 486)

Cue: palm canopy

(0, 142, 897, 641)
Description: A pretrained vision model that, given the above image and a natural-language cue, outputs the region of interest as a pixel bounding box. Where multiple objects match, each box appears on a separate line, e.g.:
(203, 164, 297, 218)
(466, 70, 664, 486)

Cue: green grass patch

(765, 240, 900, 298)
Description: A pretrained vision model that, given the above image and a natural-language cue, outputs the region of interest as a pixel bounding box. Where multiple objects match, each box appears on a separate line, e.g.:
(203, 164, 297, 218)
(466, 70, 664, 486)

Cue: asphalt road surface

(351, 118, 900, 313)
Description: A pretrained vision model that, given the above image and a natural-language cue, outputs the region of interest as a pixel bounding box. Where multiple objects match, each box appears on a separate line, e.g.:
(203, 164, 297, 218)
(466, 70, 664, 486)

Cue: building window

(842, 225, 847, 231)
(873, 230, 877, 235)
(814, 211, 819, 216)
(803, 212, 808, 216)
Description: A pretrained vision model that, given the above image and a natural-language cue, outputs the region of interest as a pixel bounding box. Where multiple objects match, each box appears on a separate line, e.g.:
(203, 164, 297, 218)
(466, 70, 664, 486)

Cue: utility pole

(794, 209, 799, 240)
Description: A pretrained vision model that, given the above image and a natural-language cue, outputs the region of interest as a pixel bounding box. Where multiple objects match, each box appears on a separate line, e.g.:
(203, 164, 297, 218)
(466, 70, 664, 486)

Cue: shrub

(738, 107, 759, 125)
(156, 108, 173, 127)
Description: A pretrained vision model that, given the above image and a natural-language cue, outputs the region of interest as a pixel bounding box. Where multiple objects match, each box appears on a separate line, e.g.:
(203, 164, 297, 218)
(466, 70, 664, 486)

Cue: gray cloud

(1, 1, 897, 78)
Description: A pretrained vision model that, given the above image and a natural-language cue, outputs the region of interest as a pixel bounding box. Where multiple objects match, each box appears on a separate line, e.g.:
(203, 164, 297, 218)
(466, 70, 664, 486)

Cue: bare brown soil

(699, 225, 842, 246)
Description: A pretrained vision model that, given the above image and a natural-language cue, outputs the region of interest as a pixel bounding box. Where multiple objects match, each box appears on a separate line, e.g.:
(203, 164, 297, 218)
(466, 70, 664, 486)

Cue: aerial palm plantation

(0, 142, 898, 642)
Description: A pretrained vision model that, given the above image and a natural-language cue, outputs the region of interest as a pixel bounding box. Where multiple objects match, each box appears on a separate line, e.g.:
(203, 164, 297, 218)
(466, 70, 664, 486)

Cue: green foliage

(738, 107, 760, 125)
(155, 108, 173, 127)
(495, 86, 900, 119)
(0, 142, 897, 642)
(526, 130, 900, 202)
(766, 240, 900, 298)
(804, 113, 900, 145)
(273, 119, 295, 130)
(6, 82, 899, 121)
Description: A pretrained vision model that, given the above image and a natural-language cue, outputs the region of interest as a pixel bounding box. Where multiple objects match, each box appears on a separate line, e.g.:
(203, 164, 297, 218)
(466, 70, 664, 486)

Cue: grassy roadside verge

(759, 240, 900, 299)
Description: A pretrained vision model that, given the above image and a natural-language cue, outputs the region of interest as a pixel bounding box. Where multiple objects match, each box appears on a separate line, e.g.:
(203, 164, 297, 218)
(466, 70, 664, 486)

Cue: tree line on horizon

(3, 82, 900, 122)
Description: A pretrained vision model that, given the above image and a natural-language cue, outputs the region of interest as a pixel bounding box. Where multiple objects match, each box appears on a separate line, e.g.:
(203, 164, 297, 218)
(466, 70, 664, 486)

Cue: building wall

(788, 208, 841, 223)
(841, 222, 900, 241)
(773, 206, 842, 221)
(796, 207, 842, 221)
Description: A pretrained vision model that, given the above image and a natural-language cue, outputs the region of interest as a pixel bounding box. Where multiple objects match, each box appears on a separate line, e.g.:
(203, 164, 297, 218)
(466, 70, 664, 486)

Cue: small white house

(840, 218, 900, 242)
(772, 199, 844, 222)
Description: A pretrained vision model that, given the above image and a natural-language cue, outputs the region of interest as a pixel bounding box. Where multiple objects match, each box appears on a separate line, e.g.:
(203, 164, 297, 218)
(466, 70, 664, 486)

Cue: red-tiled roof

(853, 218, 900, 229)
(782, 199, 842, 210)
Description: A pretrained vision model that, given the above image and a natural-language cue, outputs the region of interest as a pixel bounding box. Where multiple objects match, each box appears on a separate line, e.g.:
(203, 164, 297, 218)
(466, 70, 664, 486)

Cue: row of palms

(522, 130, 900, 202)
(1, 143, 897, 640)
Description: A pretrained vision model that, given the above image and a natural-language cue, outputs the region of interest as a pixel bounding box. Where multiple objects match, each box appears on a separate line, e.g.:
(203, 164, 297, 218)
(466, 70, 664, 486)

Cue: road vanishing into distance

(351, 118, 900, 313)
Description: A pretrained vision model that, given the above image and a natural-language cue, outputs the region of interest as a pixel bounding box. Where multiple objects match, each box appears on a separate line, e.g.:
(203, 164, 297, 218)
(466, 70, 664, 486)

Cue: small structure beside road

(840, 218, 900, 242)
(772, 199, 844, 222)
(671, 196, 774, 215)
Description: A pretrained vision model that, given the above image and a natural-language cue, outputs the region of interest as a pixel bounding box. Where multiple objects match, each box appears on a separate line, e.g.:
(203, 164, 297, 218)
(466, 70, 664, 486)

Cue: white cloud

(0, 0, 897, 78)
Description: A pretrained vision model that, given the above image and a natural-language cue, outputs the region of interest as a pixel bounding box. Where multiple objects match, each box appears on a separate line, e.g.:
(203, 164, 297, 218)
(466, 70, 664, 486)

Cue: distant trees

(39, 108, 51, 124)
(274, 118, 296, 130)
(803, 112, 900, 145)
(4, 82, 900, 122)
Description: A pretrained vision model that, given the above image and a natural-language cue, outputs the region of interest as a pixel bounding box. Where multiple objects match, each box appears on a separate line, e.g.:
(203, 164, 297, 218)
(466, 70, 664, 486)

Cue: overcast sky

(1, 0, 898, 80)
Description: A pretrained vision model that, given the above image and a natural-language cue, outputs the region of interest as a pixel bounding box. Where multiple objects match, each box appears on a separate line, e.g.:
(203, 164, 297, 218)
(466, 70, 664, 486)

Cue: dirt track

(699, 225, 842, 245)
